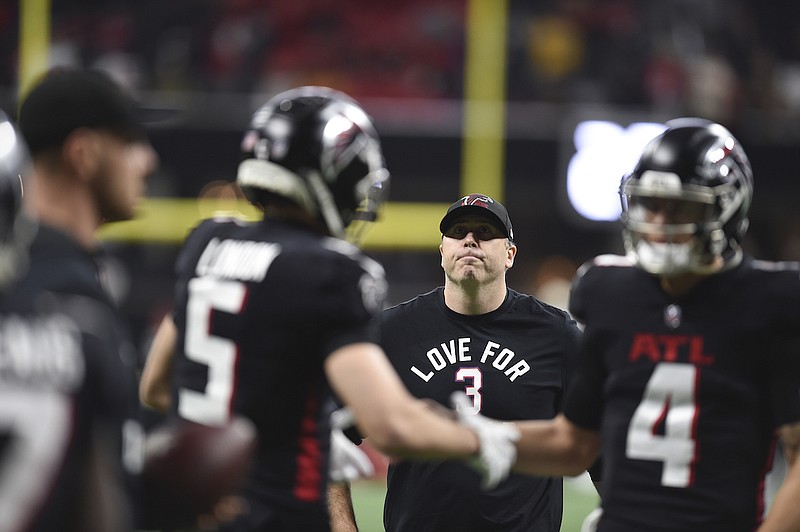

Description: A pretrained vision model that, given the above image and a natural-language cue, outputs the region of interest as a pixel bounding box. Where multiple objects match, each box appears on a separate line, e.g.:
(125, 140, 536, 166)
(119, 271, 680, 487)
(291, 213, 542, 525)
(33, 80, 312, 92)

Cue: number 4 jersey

(170, 216, 386, 515)
(565, 254, 800, 532)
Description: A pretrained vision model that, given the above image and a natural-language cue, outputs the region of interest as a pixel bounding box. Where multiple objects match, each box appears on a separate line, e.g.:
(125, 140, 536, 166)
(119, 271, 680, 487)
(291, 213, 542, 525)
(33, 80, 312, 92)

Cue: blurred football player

(460, 119, 800, 531)
(14, 70, 248, 531)
(14, 68, 157, 529)
(139, 86, 520, 532)
(0, 108, 136, 531)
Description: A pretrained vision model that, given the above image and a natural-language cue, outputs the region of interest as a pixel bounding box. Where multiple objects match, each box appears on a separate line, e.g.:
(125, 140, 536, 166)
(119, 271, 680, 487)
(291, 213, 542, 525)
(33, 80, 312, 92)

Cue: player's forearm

(777, 421, 800, 466)
(139, 315, 176, 413)
(512, 414, 599, 477)
(326, 343, 479, 460)
(140, 384, 171, 413)
(758, 460, 800, 532)
(343, 380, 480, 458)
(759, 422, 800, 531)
(363, 397, 479, 459)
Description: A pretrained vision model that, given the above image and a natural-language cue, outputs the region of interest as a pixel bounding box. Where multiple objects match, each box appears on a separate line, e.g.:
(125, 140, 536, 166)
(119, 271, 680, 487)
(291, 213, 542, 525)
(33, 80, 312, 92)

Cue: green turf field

(351, 473, 600, 532)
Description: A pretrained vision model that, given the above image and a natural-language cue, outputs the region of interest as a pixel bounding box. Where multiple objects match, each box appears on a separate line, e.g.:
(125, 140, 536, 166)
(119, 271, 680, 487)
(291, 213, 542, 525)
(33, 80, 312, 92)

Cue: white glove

(329, 408, 374, 483)
(580, 507, 603, 532)
(331, 407, 356, 432)
(450, 391, 521, 490)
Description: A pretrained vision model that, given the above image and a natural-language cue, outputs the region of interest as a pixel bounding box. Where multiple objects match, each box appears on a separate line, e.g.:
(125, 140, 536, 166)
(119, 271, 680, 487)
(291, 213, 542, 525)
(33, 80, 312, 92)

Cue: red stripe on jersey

(687, 364, 701, 487)
(227, 288, 249, 416)
(293, 392, 323, 502)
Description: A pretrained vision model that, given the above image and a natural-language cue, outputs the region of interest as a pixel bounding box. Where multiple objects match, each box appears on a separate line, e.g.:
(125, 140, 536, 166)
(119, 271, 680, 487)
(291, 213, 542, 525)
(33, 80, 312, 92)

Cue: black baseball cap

(18, 69, 146, 156)
(439, 193, 514, 242)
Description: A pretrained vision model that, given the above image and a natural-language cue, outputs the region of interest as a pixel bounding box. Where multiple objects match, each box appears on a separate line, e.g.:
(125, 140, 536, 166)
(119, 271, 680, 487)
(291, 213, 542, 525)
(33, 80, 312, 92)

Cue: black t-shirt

(2, 224, 138, 531)
(381, 287, 582, 532)
(170, 216, 386, 521)
(566, 254, 800, 532)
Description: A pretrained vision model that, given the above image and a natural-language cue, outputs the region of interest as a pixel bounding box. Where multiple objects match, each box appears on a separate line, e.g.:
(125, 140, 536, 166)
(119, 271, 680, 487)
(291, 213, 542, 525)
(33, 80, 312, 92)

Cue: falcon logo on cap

(440, 192, 514, 242)
(460, 194, 493, 209)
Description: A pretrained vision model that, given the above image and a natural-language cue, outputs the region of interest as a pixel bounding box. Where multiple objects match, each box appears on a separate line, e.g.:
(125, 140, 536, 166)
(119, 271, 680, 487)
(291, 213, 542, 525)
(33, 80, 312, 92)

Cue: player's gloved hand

(580, 507, 603, 532)
(450, 391, 520, 489)
(329, 408, 374, 483)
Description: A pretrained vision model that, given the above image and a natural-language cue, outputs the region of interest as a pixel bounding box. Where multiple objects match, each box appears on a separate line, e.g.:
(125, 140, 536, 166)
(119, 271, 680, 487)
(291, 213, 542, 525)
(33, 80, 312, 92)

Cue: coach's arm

(328, 482, 359, 532)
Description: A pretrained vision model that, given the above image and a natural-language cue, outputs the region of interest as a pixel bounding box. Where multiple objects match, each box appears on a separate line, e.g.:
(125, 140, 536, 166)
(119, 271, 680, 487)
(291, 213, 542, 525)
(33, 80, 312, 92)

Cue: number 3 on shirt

(179, 277, 246, 426)
(626, 362, 698, 488)
(455, 367, 483, 414)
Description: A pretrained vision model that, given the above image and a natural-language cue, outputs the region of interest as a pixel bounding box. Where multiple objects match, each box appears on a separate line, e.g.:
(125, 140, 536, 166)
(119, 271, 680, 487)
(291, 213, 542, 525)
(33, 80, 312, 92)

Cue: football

(141, 416, 258, 527)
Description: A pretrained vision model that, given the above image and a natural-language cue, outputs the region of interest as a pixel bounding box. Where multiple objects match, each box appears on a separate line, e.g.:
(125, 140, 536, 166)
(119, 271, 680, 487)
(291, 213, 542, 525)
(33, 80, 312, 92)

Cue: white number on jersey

(455, 367, 483, 414)
(179, 277, 247, 426)
(626, 362, 698, 487)
(0, 389, 72, 531)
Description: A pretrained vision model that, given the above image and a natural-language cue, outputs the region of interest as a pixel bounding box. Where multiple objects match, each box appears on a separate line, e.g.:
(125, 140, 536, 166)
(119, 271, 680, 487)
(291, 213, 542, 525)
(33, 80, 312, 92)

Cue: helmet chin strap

(306, 170, 345, 239)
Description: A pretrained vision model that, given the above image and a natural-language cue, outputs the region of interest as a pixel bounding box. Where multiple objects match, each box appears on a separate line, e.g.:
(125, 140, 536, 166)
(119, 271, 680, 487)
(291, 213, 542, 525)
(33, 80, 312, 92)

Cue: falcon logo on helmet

(236, 86, 390, 243)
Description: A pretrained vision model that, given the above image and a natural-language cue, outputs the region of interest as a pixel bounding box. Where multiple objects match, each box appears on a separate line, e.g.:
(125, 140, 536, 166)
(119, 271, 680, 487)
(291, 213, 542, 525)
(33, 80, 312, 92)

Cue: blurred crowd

(3, 0, 800, 133)
(4, 0, 800, 357)
(3, 0, 797, 263)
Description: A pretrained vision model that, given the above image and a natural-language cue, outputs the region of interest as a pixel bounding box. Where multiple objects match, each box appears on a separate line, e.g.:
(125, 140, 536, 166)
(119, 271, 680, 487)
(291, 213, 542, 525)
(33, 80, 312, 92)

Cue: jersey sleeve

(770, 363, 800, 429)
(562, 348, 605, 431)
(563, 264, 605, 431)
(174, 218, 226, 279)
(321, 252, 385, 356)
(560, 314, 583, 397)
(275, 245, 387, 358)
(758, 266, 800, 427)
(766, 322, 800, 427)
(568, 260, 593, 325)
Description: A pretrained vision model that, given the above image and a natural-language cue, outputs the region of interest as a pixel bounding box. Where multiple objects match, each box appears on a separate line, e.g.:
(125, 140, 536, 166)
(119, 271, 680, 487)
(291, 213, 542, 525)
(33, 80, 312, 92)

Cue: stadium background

(4, 1, 799, 530)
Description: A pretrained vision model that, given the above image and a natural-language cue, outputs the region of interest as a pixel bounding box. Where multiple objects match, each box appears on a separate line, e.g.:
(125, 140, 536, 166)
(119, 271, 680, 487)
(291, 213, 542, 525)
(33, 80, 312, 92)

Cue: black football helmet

(619, 118, 753, 275)
(236, 86, 389, 242)
(0, 109, 33, 289)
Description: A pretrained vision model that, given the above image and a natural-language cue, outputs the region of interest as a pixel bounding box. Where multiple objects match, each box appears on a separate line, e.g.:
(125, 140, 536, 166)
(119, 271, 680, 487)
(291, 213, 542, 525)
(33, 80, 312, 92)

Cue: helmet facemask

(315, 99, 390, 243)
(341, 166, 390, 245)
(619, 120, 753, 276)
(620, 171, 745, 275)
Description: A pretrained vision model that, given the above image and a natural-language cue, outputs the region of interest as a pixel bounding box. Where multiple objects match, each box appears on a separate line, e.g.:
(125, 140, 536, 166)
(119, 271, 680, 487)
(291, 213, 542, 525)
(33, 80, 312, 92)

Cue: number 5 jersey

(169, 216, 386, 519)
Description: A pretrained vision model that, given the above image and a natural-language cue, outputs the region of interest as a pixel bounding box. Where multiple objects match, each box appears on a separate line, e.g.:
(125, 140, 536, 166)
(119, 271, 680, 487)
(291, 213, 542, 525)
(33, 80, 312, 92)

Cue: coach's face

(440, 215, 516, 285)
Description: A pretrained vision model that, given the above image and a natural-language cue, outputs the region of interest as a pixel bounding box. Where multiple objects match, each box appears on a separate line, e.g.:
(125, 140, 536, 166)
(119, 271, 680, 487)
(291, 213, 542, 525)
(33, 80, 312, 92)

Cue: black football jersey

(1, 225, 138, 532)
(381, 287, 581, 532)
(565, 255, 800, 532)
(170, 216, 385, 517)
